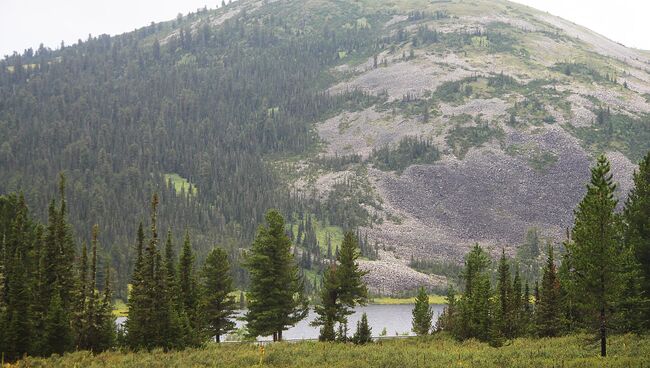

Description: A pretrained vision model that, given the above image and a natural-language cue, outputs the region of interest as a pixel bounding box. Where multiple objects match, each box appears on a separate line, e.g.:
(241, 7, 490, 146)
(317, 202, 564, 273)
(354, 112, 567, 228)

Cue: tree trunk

(278, 330, 283, 341)
(216, 334, 220, 343)
(273, 332, 277, 342)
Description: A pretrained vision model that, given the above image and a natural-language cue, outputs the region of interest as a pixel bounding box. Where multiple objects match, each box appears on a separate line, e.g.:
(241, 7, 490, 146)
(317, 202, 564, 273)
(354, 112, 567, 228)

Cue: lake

(116, 303, 447, 341)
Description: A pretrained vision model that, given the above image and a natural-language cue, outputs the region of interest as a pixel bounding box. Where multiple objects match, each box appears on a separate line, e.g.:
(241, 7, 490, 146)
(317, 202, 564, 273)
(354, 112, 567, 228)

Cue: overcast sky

(1, 0, 649, 58)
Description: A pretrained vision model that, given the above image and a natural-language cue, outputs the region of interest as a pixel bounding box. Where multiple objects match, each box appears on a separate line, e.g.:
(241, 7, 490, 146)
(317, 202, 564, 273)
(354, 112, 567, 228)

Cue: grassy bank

(12, 334, 649, 367)
(370, 295, 447, 305)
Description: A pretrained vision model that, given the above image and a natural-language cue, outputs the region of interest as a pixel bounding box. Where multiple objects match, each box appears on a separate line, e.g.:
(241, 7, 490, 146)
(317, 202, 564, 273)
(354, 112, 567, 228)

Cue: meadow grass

(164, 173, 197, 196)
(370, 295, 447, 305)
(12, 333, 649, 367)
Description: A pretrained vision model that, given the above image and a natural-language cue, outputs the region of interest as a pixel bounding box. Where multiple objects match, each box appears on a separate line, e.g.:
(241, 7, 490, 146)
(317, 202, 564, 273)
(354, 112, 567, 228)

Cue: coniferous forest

(2, 0, 650, 366)
(1, 152, 650, 362)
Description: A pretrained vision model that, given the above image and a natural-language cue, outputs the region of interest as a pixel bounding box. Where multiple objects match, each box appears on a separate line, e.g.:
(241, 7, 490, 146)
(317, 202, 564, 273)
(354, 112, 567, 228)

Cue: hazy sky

(1, 0, 649, 58)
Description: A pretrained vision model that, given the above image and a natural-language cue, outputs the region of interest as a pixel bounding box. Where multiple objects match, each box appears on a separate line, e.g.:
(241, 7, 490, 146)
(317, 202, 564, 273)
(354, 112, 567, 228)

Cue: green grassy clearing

(370, 294, 447, 305)
(15, 333, 649, 367)
(164, 173, 198, 196)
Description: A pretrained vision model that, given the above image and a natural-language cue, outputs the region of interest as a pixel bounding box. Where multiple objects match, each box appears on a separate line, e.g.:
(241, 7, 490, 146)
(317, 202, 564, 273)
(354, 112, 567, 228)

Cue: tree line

(423, 153, 650, 357)
(0, 175, 373, 360)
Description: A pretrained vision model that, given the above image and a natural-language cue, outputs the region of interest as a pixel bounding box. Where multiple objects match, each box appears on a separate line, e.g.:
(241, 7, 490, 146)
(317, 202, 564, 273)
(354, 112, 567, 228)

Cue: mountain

(1, 0, 649, 296)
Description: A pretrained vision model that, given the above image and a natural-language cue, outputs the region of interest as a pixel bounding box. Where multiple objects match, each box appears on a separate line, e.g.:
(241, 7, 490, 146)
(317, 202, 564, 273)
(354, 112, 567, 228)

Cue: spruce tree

(536, 245, 562, 337)
(436, 286, 457, 333)
(125, 222, 148, 348)
(43, 287, 73, 356)
(311, 264, 341, 341)
(511, 265, 523, 336)
(495, 249, 514, 339)
(456, 244, 492, 341)
(565, 155, 627, 356)
(623, 150, 650, 331)
(201, 246, 237, 343)
(336, 232, 368, 320)
(178, 231, 199, 323)
(411, 287, 433, 336)
(244, 210, 308, 341)
(352, 312, 372, 345)
(3, 198, 36, 359)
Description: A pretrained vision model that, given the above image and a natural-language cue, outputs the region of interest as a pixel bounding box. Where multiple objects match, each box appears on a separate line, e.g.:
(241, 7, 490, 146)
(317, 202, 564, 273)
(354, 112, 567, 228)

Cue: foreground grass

(13, 334, 650, 367)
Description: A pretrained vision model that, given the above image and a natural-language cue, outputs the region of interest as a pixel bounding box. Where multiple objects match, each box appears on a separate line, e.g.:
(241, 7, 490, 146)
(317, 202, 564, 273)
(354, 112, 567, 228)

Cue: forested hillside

(2, 0, 650, 297)
(0, 2, 380, 297)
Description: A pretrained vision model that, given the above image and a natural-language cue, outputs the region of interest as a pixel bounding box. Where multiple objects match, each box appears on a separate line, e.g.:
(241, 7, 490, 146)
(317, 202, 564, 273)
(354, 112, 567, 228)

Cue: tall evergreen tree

(436, 286, 457, 333)
(456, 244, 492, 341)
(495, 249, 514, 339)
(42, 287, 73, 356)
(201, 247, 237, 343)
(536, 245, 563, 337)
(411, 287, 433, 336)
(311, 263, 341, 341)
(336, 232, 368, 321)
(178, 232, 199, 323)
(511, 264, 523, 336)
(622, 151, 650, 331)
(244, 210, 308, 341)
(125, 222, 148, 348)
(564, 155, 628, 357)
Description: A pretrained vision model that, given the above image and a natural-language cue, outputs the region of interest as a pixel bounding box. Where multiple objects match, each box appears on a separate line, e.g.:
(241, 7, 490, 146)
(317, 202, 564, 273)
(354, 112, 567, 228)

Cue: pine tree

(565, 155, 628, 357)
(125, 222, 148, 348)
(536, 245, 562, 337)
(43, 288, 73, 356)
(126, 194, 181, 350)
(511, 264, 523, 336)
(456, 244, 492, 341)
(352, 312, 372, 345)
(622, 150, 650, 331)
(3, 197, 36, 359)
(336, 232, 368, 321)
(311, 264, 341, 341)
(177, 231, 200, 346)
(178, 231, 198, 322)
(96, 265, 115, 352)
(201, 246, 237, 343)
(164, 230, 178, 306)
(436, 286, 457, 332)
(522, 281, 533, 334)
(411, 287, 433, 336)
(245, 210, 308, 341)
(495, 249, 514, 339)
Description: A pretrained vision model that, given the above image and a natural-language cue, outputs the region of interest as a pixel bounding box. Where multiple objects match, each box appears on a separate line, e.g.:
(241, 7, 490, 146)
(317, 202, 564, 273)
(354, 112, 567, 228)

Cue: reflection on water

(117, 304, 447, 341)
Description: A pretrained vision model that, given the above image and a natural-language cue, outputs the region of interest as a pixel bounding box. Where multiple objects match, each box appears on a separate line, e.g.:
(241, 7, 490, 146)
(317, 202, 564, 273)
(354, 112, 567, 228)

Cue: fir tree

(511, 264, 523, 336)
(436, 286, 457, 332)
(623, 150, 650, 331)
(565, 155, 628, 356)
(352, 313, 372, 345)
(43, 287, 73, 356)
(336, 232, 368, 321)
(311, 264, 341, 341)
(244, 210, 308, 341)
(536, 245, 563, 337)
(495, 249, 514, 339)
(411, 287, 433, 336)
(456, 244, 492, 341)
(201, 246, 237, 343)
